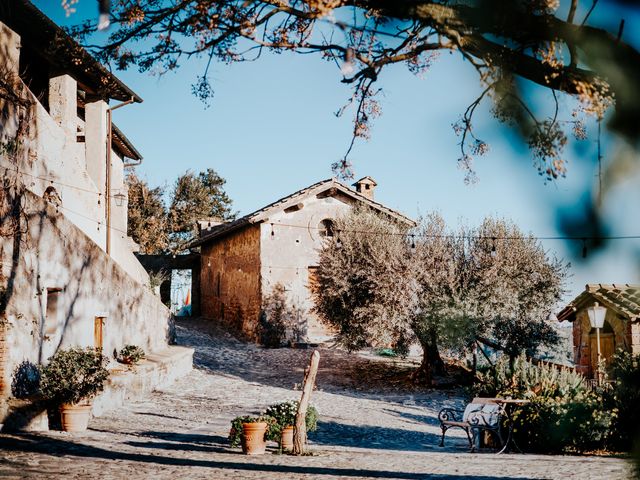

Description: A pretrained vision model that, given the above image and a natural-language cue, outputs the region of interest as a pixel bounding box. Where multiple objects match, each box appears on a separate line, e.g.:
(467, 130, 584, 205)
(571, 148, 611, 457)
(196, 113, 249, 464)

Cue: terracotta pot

(59, 402, 92, 432)
(280, 425, 294, 451)
(241, 422, 268, 455)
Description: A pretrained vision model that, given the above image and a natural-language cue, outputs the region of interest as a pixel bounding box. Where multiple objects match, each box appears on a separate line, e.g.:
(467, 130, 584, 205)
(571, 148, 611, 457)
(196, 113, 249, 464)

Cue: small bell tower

(352, 176, 377, 200)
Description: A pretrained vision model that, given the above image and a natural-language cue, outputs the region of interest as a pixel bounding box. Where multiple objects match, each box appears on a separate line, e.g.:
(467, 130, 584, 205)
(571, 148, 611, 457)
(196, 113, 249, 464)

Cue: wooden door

(94, 317, 105, 351)
(589, 333, 615, 376)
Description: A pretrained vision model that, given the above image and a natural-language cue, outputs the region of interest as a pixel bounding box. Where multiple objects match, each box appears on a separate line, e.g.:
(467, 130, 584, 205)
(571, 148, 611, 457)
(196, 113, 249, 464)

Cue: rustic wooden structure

(557, 284, 640, 378)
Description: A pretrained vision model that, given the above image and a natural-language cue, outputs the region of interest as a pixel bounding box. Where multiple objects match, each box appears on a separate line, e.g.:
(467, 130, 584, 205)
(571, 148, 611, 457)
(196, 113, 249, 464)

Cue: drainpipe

(105, 97, 135, 255)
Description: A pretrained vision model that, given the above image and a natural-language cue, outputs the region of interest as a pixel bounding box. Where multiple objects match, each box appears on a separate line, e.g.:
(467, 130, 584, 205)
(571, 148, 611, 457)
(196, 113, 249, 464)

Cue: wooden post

(292, 350, 320, 455)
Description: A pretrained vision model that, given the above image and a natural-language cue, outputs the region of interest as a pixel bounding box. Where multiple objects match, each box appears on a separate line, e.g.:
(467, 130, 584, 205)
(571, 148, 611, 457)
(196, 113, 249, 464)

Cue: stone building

(0, 2, 187, 422)
(191, 177, 415, 343)
(557, 284, 640, 378)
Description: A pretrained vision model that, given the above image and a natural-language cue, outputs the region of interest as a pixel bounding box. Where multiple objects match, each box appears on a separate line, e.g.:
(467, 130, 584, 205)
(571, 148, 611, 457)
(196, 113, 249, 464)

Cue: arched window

(319, 219, 334, 237)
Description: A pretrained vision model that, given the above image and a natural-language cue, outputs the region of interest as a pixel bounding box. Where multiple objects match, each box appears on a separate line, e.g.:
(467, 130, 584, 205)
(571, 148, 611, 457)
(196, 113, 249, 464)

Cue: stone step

(0, 345, 194, 431)
(93, 345, 194, 417)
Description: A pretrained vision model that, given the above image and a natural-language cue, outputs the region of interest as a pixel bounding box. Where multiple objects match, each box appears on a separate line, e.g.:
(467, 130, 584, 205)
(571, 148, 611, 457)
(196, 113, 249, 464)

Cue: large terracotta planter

(60, 402, 92, 432)
(280, 425, 294, 451)
(241, 422, 268, 455)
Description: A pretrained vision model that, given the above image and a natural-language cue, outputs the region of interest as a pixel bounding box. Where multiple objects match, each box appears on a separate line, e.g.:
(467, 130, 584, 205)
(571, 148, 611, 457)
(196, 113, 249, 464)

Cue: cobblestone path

(0, 320, 633, 479)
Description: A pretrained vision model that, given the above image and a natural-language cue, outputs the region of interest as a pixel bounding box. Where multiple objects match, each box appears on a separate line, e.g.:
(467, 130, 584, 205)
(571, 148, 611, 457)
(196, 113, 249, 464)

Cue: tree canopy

(126, 173, 169, 254)
(168, 168, 236, 245)
(70, 0, 640, 182)
(313, 207, 568, 384)
(126, 168, 235, 253)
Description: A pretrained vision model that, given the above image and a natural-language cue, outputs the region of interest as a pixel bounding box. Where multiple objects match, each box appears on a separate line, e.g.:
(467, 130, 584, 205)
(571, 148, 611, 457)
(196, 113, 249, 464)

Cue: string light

(264, 219, 640, 244)
(1, 165, 128, 202)
(3, 166, 639, 253)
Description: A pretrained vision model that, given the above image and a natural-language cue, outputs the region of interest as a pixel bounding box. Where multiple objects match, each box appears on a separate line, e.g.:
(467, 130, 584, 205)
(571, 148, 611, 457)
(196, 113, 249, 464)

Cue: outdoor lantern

(587, 302, 607, 329)
(588, 301, 607, 384)
(113, 192, 127, 207)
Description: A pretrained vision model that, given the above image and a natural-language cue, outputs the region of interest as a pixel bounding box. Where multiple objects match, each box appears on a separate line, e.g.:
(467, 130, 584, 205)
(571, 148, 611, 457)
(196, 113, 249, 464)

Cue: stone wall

(0, 323, 7, 396)
(200, 225, 261, 339)
(0, 190, 173, 406)
(572, 306, 630, 377)
(630, 322, 640, 355)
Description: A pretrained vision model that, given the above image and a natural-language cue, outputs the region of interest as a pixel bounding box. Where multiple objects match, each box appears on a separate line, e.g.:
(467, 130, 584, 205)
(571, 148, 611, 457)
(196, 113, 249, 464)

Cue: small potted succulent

(117, 345, 146, 365)
(263, 400, 318, 451)
(229, 415, 277, 455)
(40, 347, 109, 432)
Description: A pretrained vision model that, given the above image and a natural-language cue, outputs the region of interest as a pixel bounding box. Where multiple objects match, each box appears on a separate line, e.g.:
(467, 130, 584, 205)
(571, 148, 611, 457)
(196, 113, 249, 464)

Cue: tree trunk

(411, 335, 445, 385)
(292, 350, 320, 455)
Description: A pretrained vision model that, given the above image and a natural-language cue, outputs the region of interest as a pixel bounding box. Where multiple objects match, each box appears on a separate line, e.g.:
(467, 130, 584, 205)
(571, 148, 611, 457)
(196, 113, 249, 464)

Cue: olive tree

(468, 217, 568, 362)
(314, 208, 568, 384)
(409, 213, 476, 384)
(312, 207, 416, 353)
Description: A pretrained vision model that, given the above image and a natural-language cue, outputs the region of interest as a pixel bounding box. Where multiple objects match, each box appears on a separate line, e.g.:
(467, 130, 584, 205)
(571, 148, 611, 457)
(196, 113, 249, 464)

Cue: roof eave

(1, 1, 142, 104)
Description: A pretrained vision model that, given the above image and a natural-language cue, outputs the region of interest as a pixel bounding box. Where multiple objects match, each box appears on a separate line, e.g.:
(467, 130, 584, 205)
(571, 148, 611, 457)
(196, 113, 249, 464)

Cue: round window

(319, 219, 335, 237)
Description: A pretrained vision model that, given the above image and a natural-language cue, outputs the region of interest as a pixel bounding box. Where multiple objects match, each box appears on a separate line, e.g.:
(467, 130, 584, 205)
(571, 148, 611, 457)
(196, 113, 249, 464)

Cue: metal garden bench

(438, 397, 505, 452)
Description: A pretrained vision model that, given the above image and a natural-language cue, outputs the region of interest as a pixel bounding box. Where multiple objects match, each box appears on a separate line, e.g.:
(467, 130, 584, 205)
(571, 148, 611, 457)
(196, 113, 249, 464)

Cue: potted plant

(263, 400, 318, 451)
(229, 415, 277, 455)
(117, 345, 146, 365)
(40, 347, 109, 432)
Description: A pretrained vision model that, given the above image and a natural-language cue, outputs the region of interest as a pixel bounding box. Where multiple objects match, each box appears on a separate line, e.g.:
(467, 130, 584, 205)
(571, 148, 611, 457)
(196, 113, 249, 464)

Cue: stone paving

(0, 319, 633, 479)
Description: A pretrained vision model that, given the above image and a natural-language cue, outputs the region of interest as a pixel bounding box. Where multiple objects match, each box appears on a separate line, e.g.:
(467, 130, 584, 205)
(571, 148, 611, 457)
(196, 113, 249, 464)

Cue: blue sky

(37, 1, 640, 302)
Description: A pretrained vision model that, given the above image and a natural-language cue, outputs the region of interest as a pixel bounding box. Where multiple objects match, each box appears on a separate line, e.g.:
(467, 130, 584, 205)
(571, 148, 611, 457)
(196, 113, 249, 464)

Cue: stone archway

(576, 305, 629, 378)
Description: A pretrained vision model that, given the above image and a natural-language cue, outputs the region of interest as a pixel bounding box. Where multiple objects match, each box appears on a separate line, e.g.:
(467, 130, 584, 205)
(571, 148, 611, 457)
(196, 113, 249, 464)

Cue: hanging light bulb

(335, 229, 342, 249)
(410, 234, 416, 252)
(491, 237, 497, 257)
(270, 223, 275, 237)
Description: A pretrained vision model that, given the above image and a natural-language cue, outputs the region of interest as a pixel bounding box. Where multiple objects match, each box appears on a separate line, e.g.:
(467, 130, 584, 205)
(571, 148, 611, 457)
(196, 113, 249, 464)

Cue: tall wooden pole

(292, 350, 320, 455)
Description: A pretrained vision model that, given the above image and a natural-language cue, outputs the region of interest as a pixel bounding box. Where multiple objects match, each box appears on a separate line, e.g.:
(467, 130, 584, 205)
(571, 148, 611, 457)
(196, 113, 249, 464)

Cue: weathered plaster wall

(200, 225, 261, 339)
(0, 20, 147, 285)
(0, 191, 173, 401)
(260, 193, 353, 342)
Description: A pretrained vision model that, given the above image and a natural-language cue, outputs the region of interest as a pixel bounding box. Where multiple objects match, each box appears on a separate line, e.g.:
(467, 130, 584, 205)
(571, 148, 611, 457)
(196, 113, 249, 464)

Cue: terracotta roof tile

(188, 178, 415, 249)
(557, 284, 640, 322)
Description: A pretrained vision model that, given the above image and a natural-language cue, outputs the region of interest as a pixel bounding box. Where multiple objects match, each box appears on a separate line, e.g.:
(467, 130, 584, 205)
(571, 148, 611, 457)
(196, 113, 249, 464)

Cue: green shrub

(228, 415, 277, 447)
(262, 400, 318, 438)
(473, 355, 613, 453)
(118, 345, 146, 364)
(40, 347, 109, 405)
(606, 350, 640, 451)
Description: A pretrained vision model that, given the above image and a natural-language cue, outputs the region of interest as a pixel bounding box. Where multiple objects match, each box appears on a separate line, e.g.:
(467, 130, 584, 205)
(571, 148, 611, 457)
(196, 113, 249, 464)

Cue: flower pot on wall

(241, 422, 268, 455)
(281, 425, 294, 451)
(60, 402, 93, 432)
